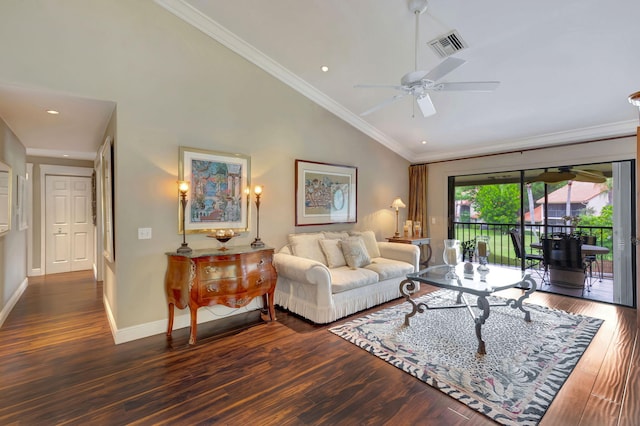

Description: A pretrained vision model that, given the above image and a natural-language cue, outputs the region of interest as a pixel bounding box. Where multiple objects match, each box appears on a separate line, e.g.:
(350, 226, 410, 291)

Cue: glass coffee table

(400, 263, 536, 355)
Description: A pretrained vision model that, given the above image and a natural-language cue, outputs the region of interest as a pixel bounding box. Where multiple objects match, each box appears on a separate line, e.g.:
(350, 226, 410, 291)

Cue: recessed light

(421, 140, 427, 145)
(46, 109, 59, 115)
(321, 65, 329, 72)
(63, 154, 69, 157)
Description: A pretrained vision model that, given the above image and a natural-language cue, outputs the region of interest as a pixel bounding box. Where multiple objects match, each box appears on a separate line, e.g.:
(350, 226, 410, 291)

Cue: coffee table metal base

(400, 276, 536, 355)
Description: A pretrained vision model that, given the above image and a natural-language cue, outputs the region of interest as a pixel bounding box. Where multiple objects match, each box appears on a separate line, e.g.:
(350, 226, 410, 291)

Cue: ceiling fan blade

(573, 170, 607, 183)
(416, 94, 436, 117)
(354, 84, 405, 90)
(433, 81, 500, 92)
(422, 57, 466, 82)
(530, 171, 576, 183)
(360, 93, 407, 116)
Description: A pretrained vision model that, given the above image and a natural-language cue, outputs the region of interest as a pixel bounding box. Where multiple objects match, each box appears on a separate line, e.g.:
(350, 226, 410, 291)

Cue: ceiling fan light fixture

(407, 0, 428, 15)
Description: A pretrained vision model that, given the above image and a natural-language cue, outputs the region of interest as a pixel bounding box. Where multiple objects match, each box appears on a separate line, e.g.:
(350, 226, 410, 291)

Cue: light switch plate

(138, 228, 152, 240)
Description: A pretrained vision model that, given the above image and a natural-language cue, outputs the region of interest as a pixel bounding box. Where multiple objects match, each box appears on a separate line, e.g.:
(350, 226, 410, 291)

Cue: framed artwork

(16, 175, 27, 231)
(100, 137, 114, 262)
(295, 159, 357, 226)
(179, 147, 250, 234)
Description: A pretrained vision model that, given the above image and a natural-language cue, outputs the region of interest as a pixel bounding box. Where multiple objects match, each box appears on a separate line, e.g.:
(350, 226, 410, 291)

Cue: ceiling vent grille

(428, 30, 467, 58)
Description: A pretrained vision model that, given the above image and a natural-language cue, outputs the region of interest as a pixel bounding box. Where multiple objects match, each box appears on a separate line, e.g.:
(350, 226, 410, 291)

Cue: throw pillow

(340, 237, 371, 269)
(323, 231, 350, 240)
(349, 230, 381, 258)
(319, 239, 347, 268)
(288, 233, 327, 265)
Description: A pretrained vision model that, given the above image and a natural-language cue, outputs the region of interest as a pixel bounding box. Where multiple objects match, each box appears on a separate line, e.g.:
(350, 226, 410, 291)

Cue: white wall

(0, 1, 410, 341)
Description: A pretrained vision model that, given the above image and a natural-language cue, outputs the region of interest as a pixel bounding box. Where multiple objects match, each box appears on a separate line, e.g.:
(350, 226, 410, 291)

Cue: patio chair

(580, 235, 601, 283)
(509, 229, 548, 285)
(542, 237, 590, 294)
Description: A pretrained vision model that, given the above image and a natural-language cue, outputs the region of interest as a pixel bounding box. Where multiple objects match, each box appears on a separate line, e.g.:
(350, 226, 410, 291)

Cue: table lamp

(391, 197, 406, 238)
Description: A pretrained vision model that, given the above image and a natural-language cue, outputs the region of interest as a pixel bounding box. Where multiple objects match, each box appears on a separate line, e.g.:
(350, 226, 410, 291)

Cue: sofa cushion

(288, 233, 326, 265)
(365, 257, 414, 281)
(323, 231, 350, 240)
(349, 230, 381, 258)
(340, 238, 371, 269)
(319, 239, 347, 268)
(329, 267, 379, 293)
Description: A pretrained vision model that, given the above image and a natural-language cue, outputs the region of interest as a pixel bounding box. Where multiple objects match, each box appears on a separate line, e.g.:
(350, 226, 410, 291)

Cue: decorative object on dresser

(179, 146, 251, 234)
(209, 229, 235, 251)
(176, 181, 192, 254)
(390, 197, 406, 237)
(251, 185, 265, 248)
(165, 246, 277, 345)
(295, 159, 357, 226)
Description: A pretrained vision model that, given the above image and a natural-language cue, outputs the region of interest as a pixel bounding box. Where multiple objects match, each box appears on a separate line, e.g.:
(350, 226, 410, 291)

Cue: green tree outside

(472, 184, 521, 224)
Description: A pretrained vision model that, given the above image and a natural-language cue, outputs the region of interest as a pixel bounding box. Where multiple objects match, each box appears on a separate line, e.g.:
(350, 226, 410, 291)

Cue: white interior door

(45, 175, 94, 274)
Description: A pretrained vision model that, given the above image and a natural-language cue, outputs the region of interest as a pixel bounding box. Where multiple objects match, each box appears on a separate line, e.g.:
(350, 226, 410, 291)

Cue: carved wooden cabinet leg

(189, 305, 198, 345)
(166, 303, 174, 336)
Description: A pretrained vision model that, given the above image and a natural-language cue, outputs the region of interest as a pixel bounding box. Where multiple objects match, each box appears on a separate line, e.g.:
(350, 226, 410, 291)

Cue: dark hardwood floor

(0, 271, 638, 425)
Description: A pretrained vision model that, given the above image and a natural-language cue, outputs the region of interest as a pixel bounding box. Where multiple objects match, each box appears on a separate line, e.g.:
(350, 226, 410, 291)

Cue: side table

(386, 236, 431, 268)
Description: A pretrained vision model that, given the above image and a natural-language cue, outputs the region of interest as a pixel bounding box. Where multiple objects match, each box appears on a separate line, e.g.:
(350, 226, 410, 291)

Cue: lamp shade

(391, 197, 406, 210)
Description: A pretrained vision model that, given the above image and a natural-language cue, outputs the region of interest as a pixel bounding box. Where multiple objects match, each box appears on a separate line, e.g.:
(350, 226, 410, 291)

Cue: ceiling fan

(530, 166, 607, 184)
(355, 0, 500, 118)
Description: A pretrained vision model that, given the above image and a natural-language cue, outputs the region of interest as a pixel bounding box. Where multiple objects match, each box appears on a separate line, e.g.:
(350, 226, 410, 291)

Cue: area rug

(329, 290, 603, 425)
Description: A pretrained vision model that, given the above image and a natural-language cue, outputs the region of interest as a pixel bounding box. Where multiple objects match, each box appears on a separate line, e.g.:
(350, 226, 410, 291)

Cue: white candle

(445, 247, 458, 265)
(477, 241, 487, 257)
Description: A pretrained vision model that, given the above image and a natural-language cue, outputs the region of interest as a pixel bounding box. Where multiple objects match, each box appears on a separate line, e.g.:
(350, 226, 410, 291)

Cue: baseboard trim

(0, 277, 29, 328)
(29, 268, 43, 277)
(103, 295, 262, 345)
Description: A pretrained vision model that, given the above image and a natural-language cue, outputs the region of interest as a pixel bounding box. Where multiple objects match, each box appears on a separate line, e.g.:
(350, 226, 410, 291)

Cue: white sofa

(273, 231, 420, 323)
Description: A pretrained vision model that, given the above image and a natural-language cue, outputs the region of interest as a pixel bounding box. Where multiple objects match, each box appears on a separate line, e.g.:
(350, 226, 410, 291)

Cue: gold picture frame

(179, 147, 251, 234)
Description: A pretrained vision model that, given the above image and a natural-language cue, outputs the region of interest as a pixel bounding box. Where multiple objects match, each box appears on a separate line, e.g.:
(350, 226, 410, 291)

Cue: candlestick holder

(475, 235, 490, 272)
(176, 181, 192, 254)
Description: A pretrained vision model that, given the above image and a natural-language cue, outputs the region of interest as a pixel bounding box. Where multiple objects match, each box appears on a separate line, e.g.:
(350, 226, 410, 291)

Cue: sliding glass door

(449, 160, 635, 307)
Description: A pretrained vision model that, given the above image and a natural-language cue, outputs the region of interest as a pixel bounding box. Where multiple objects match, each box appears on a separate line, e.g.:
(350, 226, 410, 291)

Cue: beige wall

(0, 116, 27, 314)
(0, 1, 409, 336)
(425, 137, 636, 259)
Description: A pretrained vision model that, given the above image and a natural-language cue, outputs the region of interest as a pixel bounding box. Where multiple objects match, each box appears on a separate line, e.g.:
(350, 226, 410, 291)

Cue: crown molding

(154, 0, 413, 160)
(26, 148, 96, 161)
(411, 119, 639, 163)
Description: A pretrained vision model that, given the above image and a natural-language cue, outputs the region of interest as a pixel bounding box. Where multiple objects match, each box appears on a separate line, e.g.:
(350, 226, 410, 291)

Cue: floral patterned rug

(329, 290, 603, 425)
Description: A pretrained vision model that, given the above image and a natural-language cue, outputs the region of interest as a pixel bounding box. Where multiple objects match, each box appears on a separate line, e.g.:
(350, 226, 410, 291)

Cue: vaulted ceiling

(158, 0, 640, 162)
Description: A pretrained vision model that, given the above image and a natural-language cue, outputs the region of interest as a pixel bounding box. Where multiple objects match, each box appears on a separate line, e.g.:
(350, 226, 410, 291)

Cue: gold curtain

(408, 164, 428, 237)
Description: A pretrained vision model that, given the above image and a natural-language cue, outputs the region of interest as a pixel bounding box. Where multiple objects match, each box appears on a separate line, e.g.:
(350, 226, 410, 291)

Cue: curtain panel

(408, 164, 428, 237)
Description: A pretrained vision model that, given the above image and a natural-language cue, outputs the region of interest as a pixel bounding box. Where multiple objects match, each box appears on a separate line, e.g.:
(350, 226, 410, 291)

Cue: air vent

(428, 30, 467, 58)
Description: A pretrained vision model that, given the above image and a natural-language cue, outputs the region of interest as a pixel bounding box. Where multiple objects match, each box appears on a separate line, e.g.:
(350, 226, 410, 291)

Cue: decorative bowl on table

(208, 229, 235, 250)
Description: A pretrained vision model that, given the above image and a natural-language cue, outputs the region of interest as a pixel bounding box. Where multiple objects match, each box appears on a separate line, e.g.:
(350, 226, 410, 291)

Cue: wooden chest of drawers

(165, 246, 277, 344)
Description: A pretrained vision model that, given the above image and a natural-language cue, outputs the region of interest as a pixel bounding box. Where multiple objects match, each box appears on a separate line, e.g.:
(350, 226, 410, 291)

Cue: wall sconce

(251, 185, 265, 248)
(390, 197, 406, 238)
(177, 181, 192, 254)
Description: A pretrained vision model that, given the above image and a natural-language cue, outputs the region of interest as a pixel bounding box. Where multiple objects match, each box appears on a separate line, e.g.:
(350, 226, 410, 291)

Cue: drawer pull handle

(204, 266, 218, 274)
(255, 277, 264, 287)
(258, 259, 265, 267)
(206, 285, 219, 293)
